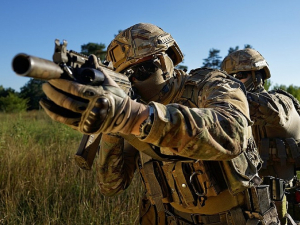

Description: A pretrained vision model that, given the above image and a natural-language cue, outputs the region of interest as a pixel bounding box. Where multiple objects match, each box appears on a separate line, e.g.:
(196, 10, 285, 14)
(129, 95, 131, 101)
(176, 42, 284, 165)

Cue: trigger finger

(48, 79, 87, 98)
(43, 83, 88, 113)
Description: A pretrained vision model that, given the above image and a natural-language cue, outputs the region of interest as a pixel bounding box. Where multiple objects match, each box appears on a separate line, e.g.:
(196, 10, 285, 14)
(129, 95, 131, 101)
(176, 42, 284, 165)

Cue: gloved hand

(40, 55, 145, 135)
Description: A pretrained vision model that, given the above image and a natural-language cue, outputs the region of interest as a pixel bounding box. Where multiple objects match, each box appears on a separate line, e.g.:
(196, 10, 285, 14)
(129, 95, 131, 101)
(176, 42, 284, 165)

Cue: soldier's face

(125, 54, 175, 102)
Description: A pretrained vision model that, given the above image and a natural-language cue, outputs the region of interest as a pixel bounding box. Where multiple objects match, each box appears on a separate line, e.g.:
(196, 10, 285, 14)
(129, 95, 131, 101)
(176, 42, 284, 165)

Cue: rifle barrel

(12, 53, 64, 80)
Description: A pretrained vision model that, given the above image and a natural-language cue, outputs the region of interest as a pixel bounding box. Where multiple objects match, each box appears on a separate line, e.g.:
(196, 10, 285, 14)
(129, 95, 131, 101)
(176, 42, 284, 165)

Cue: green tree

(176, 64, 188, 72)
(0, 92, 28, 112)
(264, 79, 272, 91)
(271, 84, 300, 101)
(0, 85, 16, 97)
(244, 44, 253, 49)
(228, 46, 239, 55)
(19, 79, 45, 110)
(81, 42, 107, 61)
(203, 48, 222, 69)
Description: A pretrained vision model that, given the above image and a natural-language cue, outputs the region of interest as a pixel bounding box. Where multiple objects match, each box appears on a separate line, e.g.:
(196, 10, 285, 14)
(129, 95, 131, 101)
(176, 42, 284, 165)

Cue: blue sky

(1, 0, 299, 91)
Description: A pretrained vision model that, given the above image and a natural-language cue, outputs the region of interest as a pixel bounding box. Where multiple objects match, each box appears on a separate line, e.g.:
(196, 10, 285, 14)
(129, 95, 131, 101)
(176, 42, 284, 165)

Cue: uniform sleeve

(96, 133, 139, 196)
(247, 90, 288, 127)
(141, 75, 252, 161)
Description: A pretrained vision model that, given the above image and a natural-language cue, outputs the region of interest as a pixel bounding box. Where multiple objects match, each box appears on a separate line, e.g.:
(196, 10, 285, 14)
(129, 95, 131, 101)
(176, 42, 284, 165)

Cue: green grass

(0, 111, 143, 224)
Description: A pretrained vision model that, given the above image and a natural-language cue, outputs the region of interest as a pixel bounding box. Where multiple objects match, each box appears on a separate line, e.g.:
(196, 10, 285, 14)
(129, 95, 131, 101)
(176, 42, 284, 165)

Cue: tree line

(2, 43, 300, 112)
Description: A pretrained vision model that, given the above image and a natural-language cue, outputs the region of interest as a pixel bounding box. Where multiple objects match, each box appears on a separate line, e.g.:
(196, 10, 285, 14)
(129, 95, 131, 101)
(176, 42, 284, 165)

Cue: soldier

(221, 48, 300, 224)
(40, 23, 280, 224)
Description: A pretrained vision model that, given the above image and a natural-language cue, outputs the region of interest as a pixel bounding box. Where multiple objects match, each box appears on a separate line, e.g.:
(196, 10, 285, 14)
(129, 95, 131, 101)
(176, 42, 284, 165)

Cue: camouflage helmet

(221, 48, 271, 79)
(106, 23, 184, 72)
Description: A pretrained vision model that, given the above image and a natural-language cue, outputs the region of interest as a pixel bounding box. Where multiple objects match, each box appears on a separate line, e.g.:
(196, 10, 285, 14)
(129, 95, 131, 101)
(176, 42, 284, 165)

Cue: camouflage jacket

(97, 68, 259, 214)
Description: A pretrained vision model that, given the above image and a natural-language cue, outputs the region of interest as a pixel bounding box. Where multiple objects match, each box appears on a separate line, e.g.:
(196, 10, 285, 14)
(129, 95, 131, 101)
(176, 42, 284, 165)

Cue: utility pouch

(251, 185, 271, 215)
(162, 160, 225, 209)
(244, 186, 280, 225)
(172, 162, 197, 208)
(221, 151, 260, 195)
(262, 176, 285, 201)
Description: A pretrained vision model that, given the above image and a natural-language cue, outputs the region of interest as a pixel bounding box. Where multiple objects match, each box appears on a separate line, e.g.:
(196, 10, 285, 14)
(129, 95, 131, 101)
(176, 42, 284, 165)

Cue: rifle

(12, 39, 132, 170)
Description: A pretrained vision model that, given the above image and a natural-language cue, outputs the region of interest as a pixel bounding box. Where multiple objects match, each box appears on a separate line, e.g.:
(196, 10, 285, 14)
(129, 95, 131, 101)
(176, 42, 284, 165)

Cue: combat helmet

(221, 48, 271, 80)
(106, 23, 184, 73)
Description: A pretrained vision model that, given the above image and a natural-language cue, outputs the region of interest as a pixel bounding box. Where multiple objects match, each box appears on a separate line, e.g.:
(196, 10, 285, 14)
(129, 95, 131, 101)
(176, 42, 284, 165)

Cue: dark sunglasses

(124, 60, 159, 81)
(234, 71, 250, 80)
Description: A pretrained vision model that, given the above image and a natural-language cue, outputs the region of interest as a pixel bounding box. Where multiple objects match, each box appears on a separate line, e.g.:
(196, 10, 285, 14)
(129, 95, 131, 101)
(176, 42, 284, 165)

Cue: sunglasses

(234, 71, 250, 80)
(124, 59, 159, 81)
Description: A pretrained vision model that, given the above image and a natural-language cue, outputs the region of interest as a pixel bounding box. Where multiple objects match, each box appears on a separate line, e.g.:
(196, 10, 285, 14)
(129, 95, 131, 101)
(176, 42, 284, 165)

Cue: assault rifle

(12, 39, 132, 170)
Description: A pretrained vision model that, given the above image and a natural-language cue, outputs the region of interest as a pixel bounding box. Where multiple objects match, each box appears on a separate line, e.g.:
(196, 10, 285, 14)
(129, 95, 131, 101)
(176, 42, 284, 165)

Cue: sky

(1, 0, 299, 92)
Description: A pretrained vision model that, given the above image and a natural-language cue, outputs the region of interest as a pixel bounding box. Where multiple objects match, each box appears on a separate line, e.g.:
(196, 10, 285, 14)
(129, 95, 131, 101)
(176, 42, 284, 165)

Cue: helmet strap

(251, 71, 258, 87)
(155, 53, 170, 80)
(244, 71, 264, 92)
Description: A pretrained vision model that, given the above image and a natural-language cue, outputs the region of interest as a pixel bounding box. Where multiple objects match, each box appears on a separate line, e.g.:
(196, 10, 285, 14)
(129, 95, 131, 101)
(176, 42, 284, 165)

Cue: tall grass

(0, 111, 143, 224)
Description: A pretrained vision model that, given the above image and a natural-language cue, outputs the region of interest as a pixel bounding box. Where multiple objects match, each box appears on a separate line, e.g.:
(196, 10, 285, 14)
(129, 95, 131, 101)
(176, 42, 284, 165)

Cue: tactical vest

(253, 89, 300, 182)
(123, 68, 262, 215)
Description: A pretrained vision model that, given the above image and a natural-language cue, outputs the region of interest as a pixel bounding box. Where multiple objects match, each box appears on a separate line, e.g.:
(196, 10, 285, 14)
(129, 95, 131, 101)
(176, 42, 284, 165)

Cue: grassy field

(0, 111, 143, 224)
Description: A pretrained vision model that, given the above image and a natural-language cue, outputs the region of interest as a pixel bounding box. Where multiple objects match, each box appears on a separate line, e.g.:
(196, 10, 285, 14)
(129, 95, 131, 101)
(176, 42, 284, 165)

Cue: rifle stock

(12, 39, 132, 170)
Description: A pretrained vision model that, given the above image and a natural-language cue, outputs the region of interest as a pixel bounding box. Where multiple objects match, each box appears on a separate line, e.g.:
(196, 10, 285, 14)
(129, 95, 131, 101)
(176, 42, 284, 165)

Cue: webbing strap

(260, 138, 270, 169)
(276, 139, 287, 166)
(162, 163, 181, 204)
(143, 162, 165, 213)
(285, 138, 300, 167)
(120, 134, 168, 161)
(172, 162, 195, 208)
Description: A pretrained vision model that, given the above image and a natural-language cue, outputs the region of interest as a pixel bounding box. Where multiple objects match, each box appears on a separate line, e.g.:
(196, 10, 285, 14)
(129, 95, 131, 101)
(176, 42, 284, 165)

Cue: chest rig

(125, 68, 261, 213)
(254, 89, 300, 175)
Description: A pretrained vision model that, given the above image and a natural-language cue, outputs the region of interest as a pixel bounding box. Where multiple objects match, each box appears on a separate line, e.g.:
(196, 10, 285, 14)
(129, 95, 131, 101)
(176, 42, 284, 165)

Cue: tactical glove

(40, 56, 145, 135)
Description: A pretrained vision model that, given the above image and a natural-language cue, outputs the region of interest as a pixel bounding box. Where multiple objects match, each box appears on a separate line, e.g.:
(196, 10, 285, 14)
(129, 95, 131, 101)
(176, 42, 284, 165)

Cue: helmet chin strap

(154, 53, 170, 80)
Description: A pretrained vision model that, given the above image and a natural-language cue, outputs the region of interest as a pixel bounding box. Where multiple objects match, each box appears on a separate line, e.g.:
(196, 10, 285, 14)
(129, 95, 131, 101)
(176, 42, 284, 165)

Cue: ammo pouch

(262, 176, 287, 224)
(260, 137, 300, 169)
(221, 150, 261, 195)
(262, 176, 285, 201)
(244, 186, 280, 225)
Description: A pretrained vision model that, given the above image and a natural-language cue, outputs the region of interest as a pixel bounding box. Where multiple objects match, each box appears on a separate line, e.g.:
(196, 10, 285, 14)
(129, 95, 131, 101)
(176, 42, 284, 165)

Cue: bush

(0, 92, 28, 113)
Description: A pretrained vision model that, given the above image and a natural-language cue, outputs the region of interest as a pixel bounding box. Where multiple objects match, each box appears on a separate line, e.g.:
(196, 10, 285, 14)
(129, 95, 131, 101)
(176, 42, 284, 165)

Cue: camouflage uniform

(222, 49, 300, 224)
(98, 31, 279, 223)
